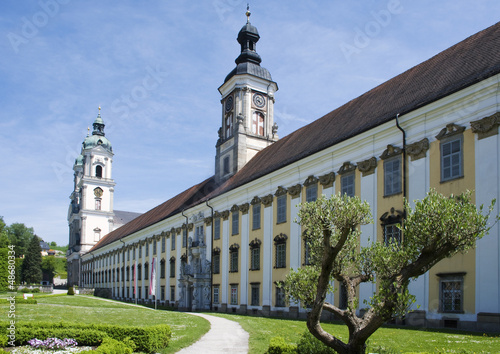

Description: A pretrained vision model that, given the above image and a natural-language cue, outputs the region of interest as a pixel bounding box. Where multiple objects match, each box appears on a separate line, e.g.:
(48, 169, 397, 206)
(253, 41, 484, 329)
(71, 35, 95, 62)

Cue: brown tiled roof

(91, 21, 500, 252)
(90, 177, 217, 251)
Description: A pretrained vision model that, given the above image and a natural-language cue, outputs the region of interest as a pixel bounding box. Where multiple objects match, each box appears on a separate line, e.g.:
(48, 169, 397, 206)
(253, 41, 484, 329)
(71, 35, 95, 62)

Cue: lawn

(211, 313, 500, 353)
(1, 294, 210, 353)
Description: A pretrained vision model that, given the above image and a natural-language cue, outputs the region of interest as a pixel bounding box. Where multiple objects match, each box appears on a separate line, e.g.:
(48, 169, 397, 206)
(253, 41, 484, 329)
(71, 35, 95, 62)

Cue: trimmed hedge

(2, 321, 171, 353)
(0, 297, 37, 304)
(267, 336, 297, 353)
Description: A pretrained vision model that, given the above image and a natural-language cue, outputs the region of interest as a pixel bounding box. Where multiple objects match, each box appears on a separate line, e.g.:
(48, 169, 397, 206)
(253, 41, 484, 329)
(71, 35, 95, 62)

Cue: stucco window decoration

(287, 184, 302, 198)
(407, 138, 429, 161)
(357, 157, 377, 176)
(261, 194, 273, 207)
(471, 112, 500, 140)
(319, 172, 335, 187)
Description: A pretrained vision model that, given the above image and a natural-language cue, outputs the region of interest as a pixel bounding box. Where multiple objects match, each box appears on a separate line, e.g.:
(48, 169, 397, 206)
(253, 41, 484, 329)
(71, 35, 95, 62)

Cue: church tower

(67, 108, 116, 286)
(215, 7, 278, 184)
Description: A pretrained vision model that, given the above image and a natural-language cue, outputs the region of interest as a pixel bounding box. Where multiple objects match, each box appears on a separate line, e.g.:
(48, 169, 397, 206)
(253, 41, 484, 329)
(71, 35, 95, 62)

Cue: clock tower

(215, 7, 278, 184)
(67, 108, 116, 286)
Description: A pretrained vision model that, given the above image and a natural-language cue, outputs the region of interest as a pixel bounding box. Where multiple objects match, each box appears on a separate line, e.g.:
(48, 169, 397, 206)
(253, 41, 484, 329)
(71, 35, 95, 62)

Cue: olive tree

(282, 190, 496, 354)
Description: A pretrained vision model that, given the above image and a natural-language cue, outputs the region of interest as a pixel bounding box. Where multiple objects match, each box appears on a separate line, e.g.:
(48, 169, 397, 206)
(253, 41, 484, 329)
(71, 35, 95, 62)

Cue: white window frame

(441, 137, 463, 182)
(440, 275, 464, 313)
(232, 211, 239, 235)
(230, 285, 238, 305)
(252, 203, 261, 230)
(341, 173, 355, 197)
(306, 184, 318, 202)
(384, 157, 402, 196)
(276, 194, 287, 224)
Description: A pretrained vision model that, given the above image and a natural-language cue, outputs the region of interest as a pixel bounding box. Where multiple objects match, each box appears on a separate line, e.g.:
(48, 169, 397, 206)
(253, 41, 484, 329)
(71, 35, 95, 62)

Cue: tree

(0, 217, 9, 248)
(282, 190, 496, 354)
(6, 222, 34, 257)
(21, 235, 43, 284)
(41, 256, 57, 283)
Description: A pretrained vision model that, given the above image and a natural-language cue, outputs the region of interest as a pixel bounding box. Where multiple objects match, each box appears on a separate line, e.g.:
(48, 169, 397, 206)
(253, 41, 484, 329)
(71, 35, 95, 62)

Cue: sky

(1, 0, 499, 246)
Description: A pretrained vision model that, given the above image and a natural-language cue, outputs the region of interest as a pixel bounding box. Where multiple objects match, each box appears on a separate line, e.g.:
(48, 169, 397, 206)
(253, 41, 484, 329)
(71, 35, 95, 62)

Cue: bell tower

(67, 107, 116, 286)
(215, 7, 278, 184)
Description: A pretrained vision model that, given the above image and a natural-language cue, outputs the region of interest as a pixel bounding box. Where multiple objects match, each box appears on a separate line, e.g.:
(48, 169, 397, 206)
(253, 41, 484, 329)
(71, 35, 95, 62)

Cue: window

(306, 184, 318, 202)
(384, 224, 402, 246)
(251, 284, 260, 306)
(441, 138, 463, 181)
(161, 237, 165, 253)
(169, 258, 175, 278)
(223, 156, 230, 175)
(250, 247, 260, 271)
(94, 228, 101, 242)
(339, 283, 348, 310)
(127, 249, 130, 261)
(182, 229, 187, 248)
(230, 245, 239, 273)
(138, 245, 142, 258)
(276, 195, 287, 224)
(212, 253, 220, 274)
(95, 199, 101, 210)
(95, 165, 102, 178)
(440, 275, 464, 313)
(225, 114, 233, 138)
(341, 174, 355, 197)
(160, 259, 165, 279)
(252, 111, 265, 136)
(126, 266, 130, 281)
(132, 248, 135, 260)
(153, 241, 157, 255)
(230, 285, 238, 305)
(274, 234, 287, 268)
(137, 264, 142, 281)
(195, 225, 204, 245)
(213, 286, 220, 304)
(232, 211, 239, 235)
(170, 286, 175, 302)
(214, 218, 221, 240)
(145, 286, 148, 298)
(144, 263, 149, 280)
(161, 286, 165, 301)
(171, 234, 176, 250)
(275, 285, 285, 307)
(145, 244, 149, 257)
(252, 203, 261, 230)
(384, 158, 401, 196)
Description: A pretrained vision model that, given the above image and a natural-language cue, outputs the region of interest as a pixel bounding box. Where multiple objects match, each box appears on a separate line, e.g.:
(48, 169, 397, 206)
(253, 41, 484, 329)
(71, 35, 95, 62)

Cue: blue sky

(1, 0, 499, 246)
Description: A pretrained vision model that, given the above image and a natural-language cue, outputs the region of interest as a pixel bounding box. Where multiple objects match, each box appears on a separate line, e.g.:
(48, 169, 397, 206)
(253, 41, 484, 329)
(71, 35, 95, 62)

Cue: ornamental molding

(380, 144, 402, 160)
(319, 172, 335, 187)
(470, 112, 500, 140)
(288, 184, 302, 198)
(214, 211, 221, 218)
(249, 238, 262, 248)
(175, 227, 181, 234)
(204, 217, 213, 225)
(239, 203, 249, 214)
(229, 243, 240, 251)
(212, 247, 221, 255)
(436, 123, 465, 140)
(275, 186, 288, 197)
(357, 157, 377, 176)
(181, 254, 187, 262)
(274, 233, 288, 244)
(407, 138, 429, 161)
(250, 196, 261, 205)
(379, 207, 405, 224)
(188, 223, 194, 231)
(165, 231, 171, 238)
(261, 194, 273, 207)
(338, 161, 356, 175)
(181, 224, 187, 230)
(221, 210, 230, 220)
(303, 175, 318, 187)
(231, 204, 240, 213)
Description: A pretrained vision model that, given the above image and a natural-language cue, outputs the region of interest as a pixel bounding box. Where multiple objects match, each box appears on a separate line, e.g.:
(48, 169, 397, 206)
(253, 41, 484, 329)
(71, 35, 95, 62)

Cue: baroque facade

(78, 17, 500, 331)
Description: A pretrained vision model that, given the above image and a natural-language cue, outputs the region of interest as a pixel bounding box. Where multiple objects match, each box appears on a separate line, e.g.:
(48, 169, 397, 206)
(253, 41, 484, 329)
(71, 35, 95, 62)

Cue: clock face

(253, 93, 265, 108)
(94, 187, 103, 198)
(225, 96, 233, 112)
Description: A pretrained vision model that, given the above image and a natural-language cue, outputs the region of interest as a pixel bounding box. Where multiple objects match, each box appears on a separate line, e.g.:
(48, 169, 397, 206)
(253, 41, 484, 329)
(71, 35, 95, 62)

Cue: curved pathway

(176, 313, 249, 353)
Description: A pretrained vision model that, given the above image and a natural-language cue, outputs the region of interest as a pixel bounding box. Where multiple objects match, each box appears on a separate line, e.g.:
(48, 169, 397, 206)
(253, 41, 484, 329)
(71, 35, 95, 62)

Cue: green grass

(211, 313, 500, 353)
(0, 295, 210, 353)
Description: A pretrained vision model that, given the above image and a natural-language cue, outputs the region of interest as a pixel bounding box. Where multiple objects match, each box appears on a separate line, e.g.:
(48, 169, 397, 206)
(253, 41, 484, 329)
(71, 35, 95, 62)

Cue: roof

(113, 210, 143, 226)
(90, 21, 500, 252)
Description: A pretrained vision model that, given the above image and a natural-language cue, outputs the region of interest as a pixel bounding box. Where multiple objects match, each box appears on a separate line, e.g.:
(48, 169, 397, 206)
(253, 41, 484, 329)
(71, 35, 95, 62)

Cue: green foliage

(41, 256, 57, 281)
(0, 297, 37, 304)
(4, 321, 172, 353)
(20, 235, 42, 284)
(18, 287, 40, 293)
(297, 331, 335, 354)
(267, 336, 297, 353)
(94, 336, 134, 354)
(6, 223, 34, 257)
(67, 286, 75, 295)
(282, 190, 497, 354)
(0, 248, 8, 291)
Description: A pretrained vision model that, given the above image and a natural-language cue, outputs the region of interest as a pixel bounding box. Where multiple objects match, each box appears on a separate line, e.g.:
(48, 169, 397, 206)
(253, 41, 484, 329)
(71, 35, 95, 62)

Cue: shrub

(296, 331, 335, 354)
(267, 336, 297, 354)
(0, 297, 37, 304)
(67, 286, 75, 295)
(94, 337, 133, 354)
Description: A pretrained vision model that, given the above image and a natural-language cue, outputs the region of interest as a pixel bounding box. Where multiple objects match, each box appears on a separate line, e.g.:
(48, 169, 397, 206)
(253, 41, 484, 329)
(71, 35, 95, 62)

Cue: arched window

(252, 111, 265, 136)
(225, 114, 233, 138)
(95, 165, 103, 178)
